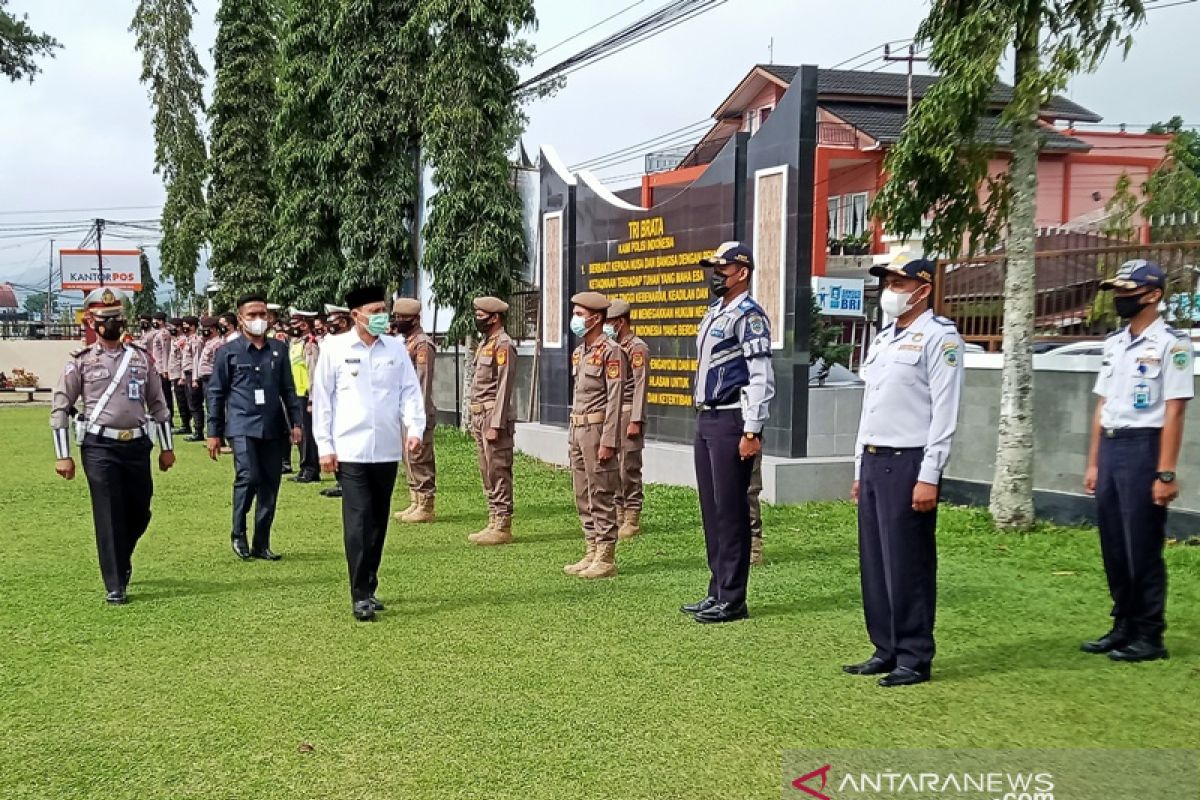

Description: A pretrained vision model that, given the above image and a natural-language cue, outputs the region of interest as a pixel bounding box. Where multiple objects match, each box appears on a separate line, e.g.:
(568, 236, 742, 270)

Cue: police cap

(700, 241, 754, 270)
(606, 298, 632, 320)
(869, 256, 935, 284)
(473, 297, 509, 314)
(393, 298, 422, 316)
(82, 286, 127, 309)
(571, 291, 610, 313)
(1100, 259, 1167, 291)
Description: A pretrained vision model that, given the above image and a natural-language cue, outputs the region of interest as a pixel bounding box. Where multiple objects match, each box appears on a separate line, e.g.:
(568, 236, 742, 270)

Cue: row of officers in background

(51, 248, 1191, 681)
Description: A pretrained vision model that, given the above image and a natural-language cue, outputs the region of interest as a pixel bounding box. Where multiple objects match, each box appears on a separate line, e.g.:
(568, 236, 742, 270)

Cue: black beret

(236, 292, 268, 309)
(182, 316, 200, 326)
(345, 285, 386, 310)
(152, 312, 167, 321)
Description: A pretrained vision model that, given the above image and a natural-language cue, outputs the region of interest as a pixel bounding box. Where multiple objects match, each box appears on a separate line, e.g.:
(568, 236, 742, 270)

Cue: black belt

(864, 445, 924, 455)
(1103, 427, 1160, 439)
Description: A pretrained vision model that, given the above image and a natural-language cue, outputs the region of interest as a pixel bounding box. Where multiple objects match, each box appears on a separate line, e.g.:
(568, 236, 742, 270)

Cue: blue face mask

(603, 324, 617, 339)
(570, 315, 589, 337)
(366, 313, 390, 336)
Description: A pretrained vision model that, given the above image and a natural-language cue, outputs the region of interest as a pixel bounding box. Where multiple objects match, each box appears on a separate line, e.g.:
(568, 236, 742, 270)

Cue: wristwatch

(1156, 471, 1176, 484)
(743, 432, 758, 441)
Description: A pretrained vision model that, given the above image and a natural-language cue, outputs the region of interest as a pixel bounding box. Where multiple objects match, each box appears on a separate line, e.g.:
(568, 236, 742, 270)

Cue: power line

(519, 0, 729, 91)
(534, 0, 652, 62)
(571, 119, 713, 170)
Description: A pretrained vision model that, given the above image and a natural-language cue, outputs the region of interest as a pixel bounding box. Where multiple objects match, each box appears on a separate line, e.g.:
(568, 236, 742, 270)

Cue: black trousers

(298, 396, 319, 477)
(189, 376, 207, 436)
(230, 435, 286, 550)
(857, 447, 938, 671)
(80, 437, 154, 593)
(174, 376, 192, 431)
(340, 461, 399, 603)
(694, 409, 755, 606)
(160, 374, 175, 425)
(1096, 429, 1168, 643)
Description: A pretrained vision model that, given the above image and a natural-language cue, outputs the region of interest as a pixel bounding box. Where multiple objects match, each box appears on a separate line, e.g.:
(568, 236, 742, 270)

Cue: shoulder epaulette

(738, 297, 764, 314)
(1106, 329, 1123, 339)
(69, 346, 90, 359)
(932, 315, 958, 328)
(1166, 326, 1190, 340)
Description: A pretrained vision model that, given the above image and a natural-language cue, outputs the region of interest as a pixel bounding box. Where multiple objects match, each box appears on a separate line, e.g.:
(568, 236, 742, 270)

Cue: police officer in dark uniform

(682, 242, 775, 624)
(1083, 260, 1193, 662)
(846, 257, 963, 687)
(205, 293, 303, 561)
(50, 288, 176, 604)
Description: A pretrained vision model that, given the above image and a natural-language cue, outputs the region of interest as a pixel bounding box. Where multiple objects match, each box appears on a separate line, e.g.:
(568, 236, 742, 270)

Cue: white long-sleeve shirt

(311, 330, 426, 464)
(854, 309, 964, 485)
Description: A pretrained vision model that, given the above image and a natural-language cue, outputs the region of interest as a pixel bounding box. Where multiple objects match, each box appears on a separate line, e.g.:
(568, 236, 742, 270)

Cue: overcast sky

(1, 0, 1197, 293)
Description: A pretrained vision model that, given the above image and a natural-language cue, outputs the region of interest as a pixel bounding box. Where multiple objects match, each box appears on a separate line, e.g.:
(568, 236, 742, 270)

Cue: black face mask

(474, 316, 493, 334)
(97, 320, 124, 341)
(394, 319, 416, 336)
(140, 322, 151, 331)
(710, 269, 737, 297)
(1115, 292, 1152, 320)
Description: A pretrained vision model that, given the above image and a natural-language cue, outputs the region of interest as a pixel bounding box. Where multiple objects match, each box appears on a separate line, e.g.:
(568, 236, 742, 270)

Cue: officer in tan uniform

(748, 455, 764, 565)
(604, 298, 650, 539)
(191, 316, 221, 438)
(392, 297, 438, 523)
(468, 296, 518, 545)
(51, 288, 176, 605)
(564, 292, 628, 579)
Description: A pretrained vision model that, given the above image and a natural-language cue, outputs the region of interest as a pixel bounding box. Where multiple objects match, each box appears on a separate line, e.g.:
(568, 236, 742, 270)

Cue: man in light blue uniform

(847, 257, 963, 687)
(1083, 260, 1193, 662)
(681, 242, 775, 624)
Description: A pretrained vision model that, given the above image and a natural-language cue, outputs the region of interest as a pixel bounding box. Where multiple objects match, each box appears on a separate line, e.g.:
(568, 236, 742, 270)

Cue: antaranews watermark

(782, 749, 1197, 800)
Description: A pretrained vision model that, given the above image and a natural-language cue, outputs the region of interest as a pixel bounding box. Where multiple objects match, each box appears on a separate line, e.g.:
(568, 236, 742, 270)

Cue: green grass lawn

(1, 404, 1197, 799)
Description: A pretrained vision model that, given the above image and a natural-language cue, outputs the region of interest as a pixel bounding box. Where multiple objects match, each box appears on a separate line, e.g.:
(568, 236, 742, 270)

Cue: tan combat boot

(564, 541, 597, 575)
(750, 537, 764, 566)
(394, 489, 418, 522)
(405, 493, 436, 524)
(579, 541, 617, 579)
(473, 515, 513, 546)
(618, 509, 642, 540)
(467, 511, 496, 543)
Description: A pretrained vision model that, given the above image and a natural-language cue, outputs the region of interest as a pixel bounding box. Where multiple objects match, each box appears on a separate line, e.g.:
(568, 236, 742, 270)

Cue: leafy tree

(1087, 172, 1141, 327)
(208, 0, 278, 303)
(1143, 123, 1200, 228)
(131, 0, 209, 297)
(132, 250, 160, 318)
(0, 1, 59, 83)
(328, 0, 427, 294)
(809, 297, 854, 384)
(419, 0, 535, 341)
(23, 291, 52, 319)
(267, 0, 343, 309)
(871, 0, 1145, 531)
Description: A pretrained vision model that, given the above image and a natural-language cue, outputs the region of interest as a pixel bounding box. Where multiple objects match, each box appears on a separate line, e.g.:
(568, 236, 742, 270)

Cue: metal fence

(935, 236, 1200, 350)
(0, 321, 80, 341)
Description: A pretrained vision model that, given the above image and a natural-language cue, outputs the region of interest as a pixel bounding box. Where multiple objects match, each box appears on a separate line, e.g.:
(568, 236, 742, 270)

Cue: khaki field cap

(606, 298, 631, 319)
(392, 298, 422, 316)
(570, 292, 611, 313)
(473, 297, 509, 314)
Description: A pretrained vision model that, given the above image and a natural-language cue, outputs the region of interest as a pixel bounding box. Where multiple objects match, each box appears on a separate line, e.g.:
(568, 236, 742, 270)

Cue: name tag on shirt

(254, 389, 266, 406)
(127, 380, 141, 401)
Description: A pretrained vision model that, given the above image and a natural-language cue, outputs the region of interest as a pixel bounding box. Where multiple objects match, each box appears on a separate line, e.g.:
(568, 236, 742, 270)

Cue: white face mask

(244, 318, 269, 337)
(879, 288, 923, 319)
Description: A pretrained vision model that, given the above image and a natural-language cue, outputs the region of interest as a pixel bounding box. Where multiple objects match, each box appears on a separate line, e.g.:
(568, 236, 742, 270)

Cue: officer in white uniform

(1083, 260, 1193, 663)
(846, 257, 963, 687)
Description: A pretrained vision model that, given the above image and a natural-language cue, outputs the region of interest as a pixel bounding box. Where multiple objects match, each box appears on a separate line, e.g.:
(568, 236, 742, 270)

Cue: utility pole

(94, 218, 106, 286)
(884, 44, 929, 117)
(46, 238, 54, 323)
(768, 37, 774, 65)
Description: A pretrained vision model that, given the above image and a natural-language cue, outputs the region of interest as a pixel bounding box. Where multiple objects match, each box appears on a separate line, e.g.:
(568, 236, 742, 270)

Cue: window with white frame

(828, 193, 871, 241)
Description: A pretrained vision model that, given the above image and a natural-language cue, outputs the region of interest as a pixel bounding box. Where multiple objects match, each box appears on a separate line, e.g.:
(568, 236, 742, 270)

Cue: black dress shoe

(251, 548, 282, 561)
(878, 667, 930, 687)
(843, 656, 895, 676)
(1081, 628, 1131, 654)
(291, 472, 320, 484)
(681, 596, 718, 615)
(694, 601, 749, 624)
(353, 601, 376, 622)
(105, 590, 128, 605)
(281, 464, 294, 475)
(231, 537, 252, 560)
(369, 596, 385, 611)
(320, 485, 343, 498)
(184, 434, 204, 442)
(1108, 639, 1169, 662)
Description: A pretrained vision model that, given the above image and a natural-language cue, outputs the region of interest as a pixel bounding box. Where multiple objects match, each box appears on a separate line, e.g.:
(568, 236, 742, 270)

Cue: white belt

(87, 424, 148, 442)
